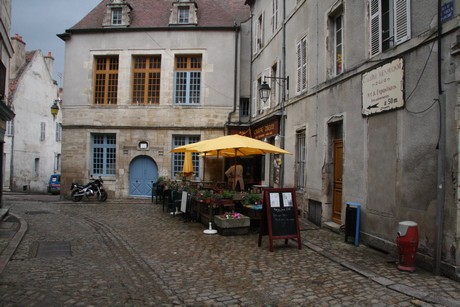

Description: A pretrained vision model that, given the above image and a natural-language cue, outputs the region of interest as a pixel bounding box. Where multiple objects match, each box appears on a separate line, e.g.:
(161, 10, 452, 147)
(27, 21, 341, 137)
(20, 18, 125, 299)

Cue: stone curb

(0, 212, 28, 274)
(300, 238, 459, 307)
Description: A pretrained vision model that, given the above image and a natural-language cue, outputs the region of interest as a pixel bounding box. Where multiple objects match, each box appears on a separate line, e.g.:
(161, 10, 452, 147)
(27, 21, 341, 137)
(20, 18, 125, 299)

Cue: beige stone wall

(61, 123, 228, 199)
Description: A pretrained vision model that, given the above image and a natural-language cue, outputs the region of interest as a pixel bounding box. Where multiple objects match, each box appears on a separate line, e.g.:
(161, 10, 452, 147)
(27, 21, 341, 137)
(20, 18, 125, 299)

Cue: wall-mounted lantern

(51, 100, 60, 118)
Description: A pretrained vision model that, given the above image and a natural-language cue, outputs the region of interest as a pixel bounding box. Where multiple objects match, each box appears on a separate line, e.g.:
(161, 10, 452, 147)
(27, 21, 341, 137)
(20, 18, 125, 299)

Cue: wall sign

(138, 141, 149, 150)
(252, 117, 280, 140)
(258, 188, 302, 252)
(441, 1, 454, 23)
(362, 58, 405, 116)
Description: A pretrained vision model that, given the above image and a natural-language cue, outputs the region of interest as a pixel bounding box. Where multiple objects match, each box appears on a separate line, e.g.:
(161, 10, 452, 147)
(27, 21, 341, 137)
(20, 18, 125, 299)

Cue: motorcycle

(70, 176, 108, 202)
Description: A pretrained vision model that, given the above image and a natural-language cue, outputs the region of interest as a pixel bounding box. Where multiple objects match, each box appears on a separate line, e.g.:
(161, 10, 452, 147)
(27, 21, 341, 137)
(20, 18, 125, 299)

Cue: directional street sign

(361, 58, 405, 116)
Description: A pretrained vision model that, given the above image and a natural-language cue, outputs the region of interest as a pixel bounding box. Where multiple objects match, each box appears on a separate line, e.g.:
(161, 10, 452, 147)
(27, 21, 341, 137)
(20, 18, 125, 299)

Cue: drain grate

(36, 241, 72, 258)
(25, 211, 51, 215)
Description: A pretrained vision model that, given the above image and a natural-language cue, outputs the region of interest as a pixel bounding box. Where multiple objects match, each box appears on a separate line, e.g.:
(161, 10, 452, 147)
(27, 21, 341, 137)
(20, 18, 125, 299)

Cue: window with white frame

(334, 14, 343, 75)
(252, 80, 259, 117)
(369, 0, 411, 57)
(172, 135, 200, 178)
(34, 158, 39, 176)
(174, 55, 202, 105)
(56, 122, 62, 142)
(296, 37, 307, 93)
(295, 129, 306, 190)
(40, 122, 46, 141)
(92, 134, 116, 176)
(178, 6, 190, 24)
(6, 120, 13, 136)
(254, 13, 264, 53)
(112, 8, 122, 25)
(272, 0, 278, 33)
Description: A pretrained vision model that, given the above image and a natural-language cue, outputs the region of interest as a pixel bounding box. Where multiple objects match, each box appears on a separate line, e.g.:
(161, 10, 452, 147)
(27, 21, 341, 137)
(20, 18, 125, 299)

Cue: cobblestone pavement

(0, 193, 459, 306)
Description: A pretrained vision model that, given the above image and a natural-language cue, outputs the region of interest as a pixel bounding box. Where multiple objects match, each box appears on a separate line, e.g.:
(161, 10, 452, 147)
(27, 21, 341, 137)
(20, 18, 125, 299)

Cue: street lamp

(258, 76, 289, 187)
(51, 100, 60, 118)
(258, 76, 289, 103)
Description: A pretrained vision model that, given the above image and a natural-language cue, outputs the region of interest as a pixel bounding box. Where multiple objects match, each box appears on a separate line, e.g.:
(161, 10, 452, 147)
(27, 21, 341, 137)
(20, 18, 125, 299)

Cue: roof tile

(70, 0, 250, 30)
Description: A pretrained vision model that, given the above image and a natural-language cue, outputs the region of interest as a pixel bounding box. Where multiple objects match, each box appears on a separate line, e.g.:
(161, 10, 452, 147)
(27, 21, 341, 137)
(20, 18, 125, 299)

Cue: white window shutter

(394, 0, 411, 45)
(254, 20, 259, 54)
(369, 0, 381, 57)
(296, 41, 302, 93)
(301, 38, 307, 91)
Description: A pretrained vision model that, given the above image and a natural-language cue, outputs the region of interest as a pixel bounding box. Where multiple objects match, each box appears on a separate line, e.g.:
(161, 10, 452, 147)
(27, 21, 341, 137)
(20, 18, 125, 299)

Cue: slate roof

(67, 0, 250, 32)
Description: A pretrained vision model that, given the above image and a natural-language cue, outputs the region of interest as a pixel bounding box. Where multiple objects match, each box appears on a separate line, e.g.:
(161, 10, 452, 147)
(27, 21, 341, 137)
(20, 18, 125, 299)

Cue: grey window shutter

(369, 0, 381, 57)
(394, 0, 411, 45)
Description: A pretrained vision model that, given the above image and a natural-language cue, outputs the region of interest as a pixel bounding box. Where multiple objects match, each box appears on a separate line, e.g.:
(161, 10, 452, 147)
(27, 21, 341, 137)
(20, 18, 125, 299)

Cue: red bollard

(396, 221, 419, 272)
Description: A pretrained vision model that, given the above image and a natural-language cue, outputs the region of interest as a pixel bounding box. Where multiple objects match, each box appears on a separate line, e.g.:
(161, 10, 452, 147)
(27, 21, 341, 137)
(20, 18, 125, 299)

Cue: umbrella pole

(233, 149, 237, 190)
(202, 151, 217, 235)
(203, 152, 206, 182)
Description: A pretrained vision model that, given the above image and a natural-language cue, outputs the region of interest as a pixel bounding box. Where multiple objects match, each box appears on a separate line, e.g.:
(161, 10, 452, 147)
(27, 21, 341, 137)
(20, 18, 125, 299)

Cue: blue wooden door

(129, 156, 158, 197)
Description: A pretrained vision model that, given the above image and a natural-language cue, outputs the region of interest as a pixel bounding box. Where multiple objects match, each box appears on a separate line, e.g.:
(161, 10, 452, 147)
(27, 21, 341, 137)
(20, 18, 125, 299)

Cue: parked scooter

(70, 176, 108, 202)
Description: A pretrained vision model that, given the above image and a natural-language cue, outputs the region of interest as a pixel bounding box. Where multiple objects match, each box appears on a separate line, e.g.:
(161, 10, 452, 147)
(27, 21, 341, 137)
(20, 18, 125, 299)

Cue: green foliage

(221, 190, 235, 199)
(242, 192, 262, 206)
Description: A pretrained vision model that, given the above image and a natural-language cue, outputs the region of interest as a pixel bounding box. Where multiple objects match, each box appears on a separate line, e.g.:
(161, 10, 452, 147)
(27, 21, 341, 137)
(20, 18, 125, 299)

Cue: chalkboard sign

(258, 188, 302, 252)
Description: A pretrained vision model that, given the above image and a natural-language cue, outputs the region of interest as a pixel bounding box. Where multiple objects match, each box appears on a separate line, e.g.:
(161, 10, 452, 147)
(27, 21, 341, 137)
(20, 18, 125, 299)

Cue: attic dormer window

(178, 6, 189, 24)
(169, 1, 198, 25)
(102, 0, 132, 28)
(112, 8, 122, 25)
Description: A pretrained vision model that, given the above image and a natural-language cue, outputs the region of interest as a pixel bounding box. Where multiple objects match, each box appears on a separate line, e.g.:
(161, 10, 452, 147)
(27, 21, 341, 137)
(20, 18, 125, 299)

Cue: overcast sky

(11, 0, 102, 87)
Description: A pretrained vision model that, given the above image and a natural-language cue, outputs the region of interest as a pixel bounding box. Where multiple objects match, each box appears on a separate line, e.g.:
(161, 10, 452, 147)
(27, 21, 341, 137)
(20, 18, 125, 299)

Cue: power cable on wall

(405, 40, 436, 114)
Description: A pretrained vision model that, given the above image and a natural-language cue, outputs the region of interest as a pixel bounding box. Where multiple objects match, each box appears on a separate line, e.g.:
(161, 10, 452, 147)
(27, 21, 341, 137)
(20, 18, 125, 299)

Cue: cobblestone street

(0, 193, 459, 306)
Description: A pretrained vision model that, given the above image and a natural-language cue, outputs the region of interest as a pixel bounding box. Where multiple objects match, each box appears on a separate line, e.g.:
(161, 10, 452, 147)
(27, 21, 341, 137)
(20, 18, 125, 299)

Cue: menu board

(258, 188, 301, 252)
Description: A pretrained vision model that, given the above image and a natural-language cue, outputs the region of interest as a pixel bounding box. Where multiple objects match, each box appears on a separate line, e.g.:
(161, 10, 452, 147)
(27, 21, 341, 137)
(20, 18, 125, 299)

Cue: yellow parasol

(181, 151, 194, 177)
(171, 134, 289, 156)
(172, 134, 289, 187)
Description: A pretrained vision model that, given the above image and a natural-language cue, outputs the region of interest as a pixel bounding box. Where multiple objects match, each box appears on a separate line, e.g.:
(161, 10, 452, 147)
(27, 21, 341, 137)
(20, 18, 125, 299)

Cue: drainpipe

(227, 24, 240, 127)
(434, 0, 445, 276)
(280, 0, 286, 187)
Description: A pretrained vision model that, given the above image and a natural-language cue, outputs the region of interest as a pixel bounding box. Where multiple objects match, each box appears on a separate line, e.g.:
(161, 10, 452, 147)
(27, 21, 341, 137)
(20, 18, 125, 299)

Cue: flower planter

(214, 214, 250, 236)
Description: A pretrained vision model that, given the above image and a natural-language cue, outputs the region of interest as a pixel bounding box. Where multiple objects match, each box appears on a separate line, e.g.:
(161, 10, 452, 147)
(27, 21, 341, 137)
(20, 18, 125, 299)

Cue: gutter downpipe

(227, 24, 240, 127)
(280, 0, 287, 187)
(434, 0, 445, 276)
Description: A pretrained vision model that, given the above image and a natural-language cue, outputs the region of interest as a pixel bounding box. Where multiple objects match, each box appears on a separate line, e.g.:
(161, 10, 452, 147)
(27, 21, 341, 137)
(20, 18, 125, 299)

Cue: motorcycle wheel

(71, 190, 83, 202)
(98, 190, 108, 202)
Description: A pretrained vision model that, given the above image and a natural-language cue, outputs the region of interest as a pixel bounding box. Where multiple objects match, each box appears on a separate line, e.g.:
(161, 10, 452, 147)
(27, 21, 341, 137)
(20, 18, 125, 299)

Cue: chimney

(10, 34, 26, 79)
(44, 51, 54, 77)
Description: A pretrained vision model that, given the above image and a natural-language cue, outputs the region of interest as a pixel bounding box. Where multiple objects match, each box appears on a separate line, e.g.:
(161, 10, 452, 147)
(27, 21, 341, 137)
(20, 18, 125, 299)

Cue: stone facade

(0, 0, 15, 205)
(247, 0, 460, 279)
(59, 0, 251, 199)
(4, 35, 62, 193)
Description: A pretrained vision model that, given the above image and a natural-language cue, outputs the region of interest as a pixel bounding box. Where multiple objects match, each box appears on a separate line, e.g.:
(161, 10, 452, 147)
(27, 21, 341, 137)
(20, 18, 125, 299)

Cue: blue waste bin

(344, 202, 361, 247)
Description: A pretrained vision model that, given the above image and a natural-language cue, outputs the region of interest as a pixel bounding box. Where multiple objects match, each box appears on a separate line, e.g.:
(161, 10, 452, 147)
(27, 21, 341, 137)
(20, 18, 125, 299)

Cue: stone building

(0, 0, 15, 205)
(58, 0, 250, 198)
(3, 34, 62, 193)
(245, 0, 460, 279)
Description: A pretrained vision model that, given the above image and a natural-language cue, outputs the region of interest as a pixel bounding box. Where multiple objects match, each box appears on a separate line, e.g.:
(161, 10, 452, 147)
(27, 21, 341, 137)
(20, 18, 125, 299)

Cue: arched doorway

(129, 155, 158, 197)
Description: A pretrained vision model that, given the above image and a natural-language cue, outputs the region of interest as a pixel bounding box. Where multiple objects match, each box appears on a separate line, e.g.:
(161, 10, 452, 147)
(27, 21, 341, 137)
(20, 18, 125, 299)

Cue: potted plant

(242, 191, 262, 207)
